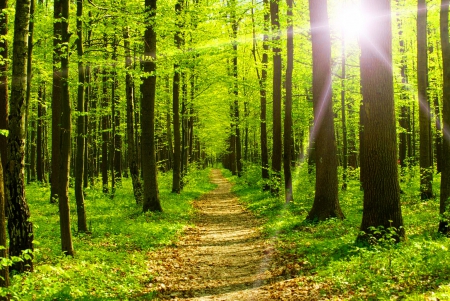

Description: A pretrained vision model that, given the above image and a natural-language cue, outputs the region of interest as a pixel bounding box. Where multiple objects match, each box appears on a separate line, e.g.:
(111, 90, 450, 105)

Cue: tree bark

(124, 27, 143, 203)
(418, 0, 433, 199)
(270, 0, 282, 195)
(0, 0, 7, 176)
(6, 0, 34, 272)
(58, 0, 74, 255)
(51, 0, 62, 203)
(306, 0, 344, 221)
(37, 85, 44, 182)
(0, 151, 9, 288)
(75, 0, 88, 233)
(101, 37, 109, 193)
(284, 0, 294, 202)
(141, 0, 162, 212)
(439, 0, 450, 235)
(25, 0, 34, 184)
(359, 0, 404, 241)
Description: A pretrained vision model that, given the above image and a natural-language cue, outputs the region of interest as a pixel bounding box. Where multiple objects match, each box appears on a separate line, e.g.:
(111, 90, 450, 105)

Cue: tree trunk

(37, 85, 44, 182)
(6, 0, 34, 272)
(51, 0, 62, 203)
(141, 0, 162, 213)
(58, 0, 74, 256)
(0, 0, 7, 176)
(75, 0, 88, 233)
(418, 0, 433, 199)
(306, 0, 344, 221)
(112, 35, 121, 187)
(340, 29, 348, 190)
(359, 0, 404, 241)
(124, 27, 143, 203)
(172, 0, 183, 193)
(0, 150, 9, 288)
(284, 0, 294, 203)
(101, 38, 109, 193)
(439, 0, 450, 235)
(270, 0, 282, 195)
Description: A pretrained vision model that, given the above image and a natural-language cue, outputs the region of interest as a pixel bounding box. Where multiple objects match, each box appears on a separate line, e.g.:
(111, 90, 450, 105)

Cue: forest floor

(146, 169, 323, 300)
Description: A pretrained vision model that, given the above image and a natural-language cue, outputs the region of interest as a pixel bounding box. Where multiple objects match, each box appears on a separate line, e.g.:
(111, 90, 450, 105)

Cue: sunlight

(333, 3, 366, 39)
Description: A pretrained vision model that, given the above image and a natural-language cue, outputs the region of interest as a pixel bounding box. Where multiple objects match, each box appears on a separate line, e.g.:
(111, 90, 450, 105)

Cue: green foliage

(3, 168, 214, 300)
(228, 164, 450, 300)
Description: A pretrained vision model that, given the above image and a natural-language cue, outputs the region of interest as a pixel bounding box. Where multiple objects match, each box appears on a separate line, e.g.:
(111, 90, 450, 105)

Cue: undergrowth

(227, 163, 450, 300)
(4, 167, 215, 300)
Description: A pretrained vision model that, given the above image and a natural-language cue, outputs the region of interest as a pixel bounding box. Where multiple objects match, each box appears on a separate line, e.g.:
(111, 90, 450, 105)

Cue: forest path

(146, 169, 317, 300)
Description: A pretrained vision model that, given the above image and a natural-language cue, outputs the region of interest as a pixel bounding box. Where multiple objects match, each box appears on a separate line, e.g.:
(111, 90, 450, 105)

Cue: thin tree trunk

(0, 152, 8, 288)
(112, 34, 121, 187)
(340, 28, 348, 190)
(270, 0, 282, 195)
(418, 0, 433, 199)
(51, 0, 62, 203)
(284, 0, 294, 203)
(37, 85, 44, 182)
(0, 0, 7, 176)
(141, 0, 162, 212)
(124, 27, 143, 203)
(6, 0, 34, 272)
(101, 37, 109, 193)
(25, 0, 34, 185)
(75, 0, 87, 233)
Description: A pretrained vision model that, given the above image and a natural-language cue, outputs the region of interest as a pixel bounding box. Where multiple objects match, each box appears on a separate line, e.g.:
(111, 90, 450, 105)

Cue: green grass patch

(228, 164, 450, 300)
(5, 167, 215, 300)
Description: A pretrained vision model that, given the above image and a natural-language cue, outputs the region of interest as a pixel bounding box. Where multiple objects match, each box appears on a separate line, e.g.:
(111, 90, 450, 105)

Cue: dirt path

(147, 169, 317, 300)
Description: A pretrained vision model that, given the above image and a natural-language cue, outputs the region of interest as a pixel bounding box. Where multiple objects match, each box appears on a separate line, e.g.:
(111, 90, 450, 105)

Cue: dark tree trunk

(51, 0, 62, 203)
(101, 38, 109, 193)
(270, 0, 282, 195)
(141, 0, 162, 213)
(112, 35, 121, 187)
(58, 0, 74, 256)
(340, 30, 348, 190)
(6, 0, 34, 272)
(37, 85, 44, 182)
(0, 150, 9, 288)
(75, 0, 87, 233)
(25, 0, 34, 185)
(284, 0, 293, 203)
(306, 0, 344, 221)
(418, 0, 433, 199)
(358, 0, 404, 241)
(231, 11, 242, 177)
(124, 27, 143, 203)
(172, 0, 183, 193)
(0, 0, 7, 176)
(439, 0, 450, 235)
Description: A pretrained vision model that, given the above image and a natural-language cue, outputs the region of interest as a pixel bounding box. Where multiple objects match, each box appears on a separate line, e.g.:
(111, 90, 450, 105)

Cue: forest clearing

(1, 0, 450, 299)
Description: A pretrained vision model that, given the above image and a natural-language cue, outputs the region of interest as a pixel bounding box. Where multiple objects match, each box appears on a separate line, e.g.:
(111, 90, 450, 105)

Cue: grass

(227, 163, 450, 300)
(3, 167, 215, 300)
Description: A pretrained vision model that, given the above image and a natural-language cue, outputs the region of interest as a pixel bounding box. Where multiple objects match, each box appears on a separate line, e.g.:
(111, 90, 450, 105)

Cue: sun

(332, 2, 366, 40)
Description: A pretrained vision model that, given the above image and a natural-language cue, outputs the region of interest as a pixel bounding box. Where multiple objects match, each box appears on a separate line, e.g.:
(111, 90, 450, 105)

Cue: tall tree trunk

(101, 37, 109, 193)
(172, 0, 183, 193)
(340, 28, 348, 190)
(439, 0, 450, 235)
(75, 0, 87, 233)
(112, 34, 121, 187)
(284, 0, 293, 203)
(270, 0, 282, 195)
(306, 0, 344, 221)
(0, 0, 7, 176)
(124, 27, 143, 203)
(6, 0, 34, 272)
(25, 0, 34, 185)
(51, 0, 62, 203)
(418, 0, 433, 199)
(0, 152, 8, 288)
(58, 0, 74, 256)
(359, 0, 404, 241)
(37, 85, 44, 182)
(141, 0, 162, 212)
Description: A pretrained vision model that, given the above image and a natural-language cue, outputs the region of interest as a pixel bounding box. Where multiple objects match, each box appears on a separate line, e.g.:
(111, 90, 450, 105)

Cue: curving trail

(146, 169, 318, 300)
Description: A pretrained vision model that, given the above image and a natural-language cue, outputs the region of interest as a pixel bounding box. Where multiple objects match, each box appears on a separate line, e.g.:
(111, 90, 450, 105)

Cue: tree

(6, 0, 34, 272)
(284, 0, 293, 203)
(75, 0, 88, 233)
(358, 0, 404, 241)
(439, 0, 450, 235)
(270, 0, 282, 195)
(141, 0, 162, 212)
(306, 0, 344, 221)
(124, 27, 143, 203)
(57, 0, 74, 256)
(418, 0, 433, 199)
(172, 0, 183, 194)
(0, 0, 7, 175)
(0, 153, 9, 288)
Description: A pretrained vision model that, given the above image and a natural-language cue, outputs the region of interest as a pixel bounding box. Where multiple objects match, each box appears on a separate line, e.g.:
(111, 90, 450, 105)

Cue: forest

(0, 0, 450, 299)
